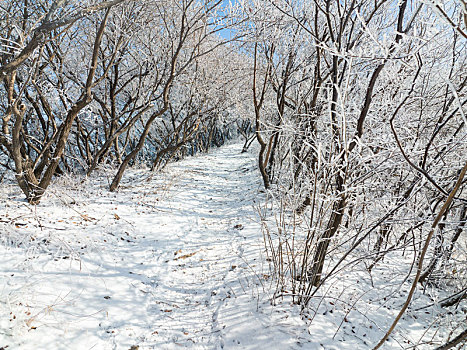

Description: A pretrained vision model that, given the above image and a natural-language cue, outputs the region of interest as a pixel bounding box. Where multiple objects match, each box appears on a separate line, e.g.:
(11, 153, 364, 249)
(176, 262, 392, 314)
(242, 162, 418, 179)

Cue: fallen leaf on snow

(81, 214, 94, 221)
(174, 251, 197, 260)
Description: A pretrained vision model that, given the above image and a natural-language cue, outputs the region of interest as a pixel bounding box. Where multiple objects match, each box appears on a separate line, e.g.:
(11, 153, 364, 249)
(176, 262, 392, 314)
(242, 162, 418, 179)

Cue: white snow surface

(1, 142, 464, 350)
(0, 143, 309, 350)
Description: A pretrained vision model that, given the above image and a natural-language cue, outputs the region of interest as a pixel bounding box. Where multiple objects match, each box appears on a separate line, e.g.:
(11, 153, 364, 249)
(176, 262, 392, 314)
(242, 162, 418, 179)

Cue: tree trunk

(110, 108, 167, 191)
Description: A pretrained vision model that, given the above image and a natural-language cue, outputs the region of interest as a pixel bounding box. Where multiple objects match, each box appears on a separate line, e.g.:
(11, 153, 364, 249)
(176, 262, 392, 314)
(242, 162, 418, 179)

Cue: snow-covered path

(0, 143, 308, 350)
(130, 144, 271, 349)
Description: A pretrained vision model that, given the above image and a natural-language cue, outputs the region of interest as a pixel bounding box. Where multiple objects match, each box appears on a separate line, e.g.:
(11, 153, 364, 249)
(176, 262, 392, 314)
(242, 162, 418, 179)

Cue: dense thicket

(240, 0, 467, 347)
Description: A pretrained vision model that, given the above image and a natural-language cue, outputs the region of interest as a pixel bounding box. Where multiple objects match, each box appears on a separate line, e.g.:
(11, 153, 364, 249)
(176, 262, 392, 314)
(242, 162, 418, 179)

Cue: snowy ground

(0, 143, 309, 350)
(1, 143, 465, 350)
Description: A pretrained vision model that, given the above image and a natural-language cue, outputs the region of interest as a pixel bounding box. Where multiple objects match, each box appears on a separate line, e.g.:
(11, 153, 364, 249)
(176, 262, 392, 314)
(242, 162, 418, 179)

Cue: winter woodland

(0, 0, 466, 349)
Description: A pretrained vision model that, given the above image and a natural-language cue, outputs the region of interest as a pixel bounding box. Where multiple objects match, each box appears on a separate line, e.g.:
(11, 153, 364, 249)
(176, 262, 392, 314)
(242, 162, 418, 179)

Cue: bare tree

(245, 4, 467, 345)
(0, 0, 127, 203)
(108, 0, 236, 191)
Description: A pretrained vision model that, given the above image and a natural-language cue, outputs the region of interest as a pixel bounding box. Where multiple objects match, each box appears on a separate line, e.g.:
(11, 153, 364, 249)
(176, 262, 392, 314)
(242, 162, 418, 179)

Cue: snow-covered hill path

(0, 143, 309, 349)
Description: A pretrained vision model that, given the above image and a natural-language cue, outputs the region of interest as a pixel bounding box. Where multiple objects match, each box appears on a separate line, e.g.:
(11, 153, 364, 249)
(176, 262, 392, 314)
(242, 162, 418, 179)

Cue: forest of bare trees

(1, 0, 466, 348)
(0, 0, 251, 203)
